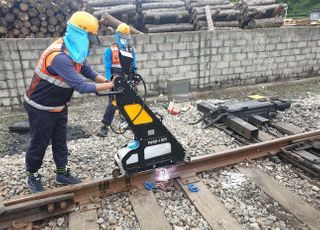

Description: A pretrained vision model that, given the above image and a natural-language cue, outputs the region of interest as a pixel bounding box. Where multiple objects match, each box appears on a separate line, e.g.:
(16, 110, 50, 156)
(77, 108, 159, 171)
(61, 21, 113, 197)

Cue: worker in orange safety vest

(24, 11, 114, 193)
(98, 23, 137, 137)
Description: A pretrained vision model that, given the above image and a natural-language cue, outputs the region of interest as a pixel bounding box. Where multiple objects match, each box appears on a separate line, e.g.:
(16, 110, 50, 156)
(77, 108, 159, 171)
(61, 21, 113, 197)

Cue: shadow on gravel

(0, 121, 91, 157)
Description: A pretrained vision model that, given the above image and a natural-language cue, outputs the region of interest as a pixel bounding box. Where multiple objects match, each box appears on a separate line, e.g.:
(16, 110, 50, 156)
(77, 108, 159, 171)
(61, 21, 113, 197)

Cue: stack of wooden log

(238, 0, 287, 29)
(0, 0, 85, 38)
(99, 13, 143, 35)
(88, 0, 137, 35)
(186, 0, 240, 30)
(0, 0, 289, 38)
(138, 0, 194, 33)
(284, 18, 320, 27)
(188, 0, 287, 30)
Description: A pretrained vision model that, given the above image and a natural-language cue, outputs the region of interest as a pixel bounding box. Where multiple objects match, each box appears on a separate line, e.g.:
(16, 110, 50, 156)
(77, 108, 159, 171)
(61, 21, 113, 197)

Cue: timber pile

(88, 0, 138, 35)
(100, 13, 143, 35)
(186, 0, 240, 30)
(237, 0, 287, 29)
(0, 0, 86, 38)
(188, 0, 287, 30)
(0, 0, 290, 38)
(137, 0, 194, 33)
(284, 18, 320, 27)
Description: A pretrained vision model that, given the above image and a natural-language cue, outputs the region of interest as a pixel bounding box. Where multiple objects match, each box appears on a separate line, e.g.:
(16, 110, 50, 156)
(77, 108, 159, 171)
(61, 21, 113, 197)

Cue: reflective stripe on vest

(36, 43, 63, 69)
(35, 38, 81, 89)
(25, 38, 81, 112)
(110, 45, 133, 69)
(34, 66, 71, 88)
(111, 45, 121, 68)
(24, 94, 65, 112)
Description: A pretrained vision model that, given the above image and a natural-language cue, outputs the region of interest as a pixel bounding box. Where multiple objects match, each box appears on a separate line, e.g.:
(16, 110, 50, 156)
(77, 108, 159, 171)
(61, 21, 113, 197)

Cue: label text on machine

(147, 137, 168, 145)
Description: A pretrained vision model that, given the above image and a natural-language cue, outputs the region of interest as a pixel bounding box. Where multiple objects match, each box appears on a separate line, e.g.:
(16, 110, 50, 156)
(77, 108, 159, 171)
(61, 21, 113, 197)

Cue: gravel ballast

(0, 79, 319, 229)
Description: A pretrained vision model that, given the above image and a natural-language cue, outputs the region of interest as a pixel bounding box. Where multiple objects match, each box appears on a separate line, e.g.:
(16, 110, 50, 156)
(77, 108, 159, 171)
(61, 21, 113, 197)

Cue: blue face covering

(115, 32, 128, 50)
(63, 22, 89, 63)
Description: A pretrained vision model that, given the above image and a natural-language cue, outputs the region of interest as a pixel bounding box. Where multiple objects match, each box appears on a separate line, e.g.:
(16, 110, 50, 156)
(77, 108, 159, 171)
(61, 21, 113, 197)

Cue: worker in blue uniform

(98, 23, 137, 137)
(24, 11, 114, 193)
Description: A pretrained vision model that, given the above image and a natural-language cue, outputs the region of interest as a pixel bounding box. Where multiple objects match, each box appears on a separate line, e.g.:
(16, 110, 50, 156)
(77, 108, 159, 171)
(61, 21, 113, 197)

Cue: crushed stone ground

(0, 78, 319, 229)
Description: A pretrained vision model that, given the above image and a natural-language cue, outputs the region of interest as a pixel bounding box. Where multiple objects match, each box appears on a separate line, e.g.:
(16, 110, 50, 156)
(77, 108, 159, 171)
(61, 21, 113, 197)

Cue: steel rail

(1, 129, 320, 228)
(0, 194, 75, 229)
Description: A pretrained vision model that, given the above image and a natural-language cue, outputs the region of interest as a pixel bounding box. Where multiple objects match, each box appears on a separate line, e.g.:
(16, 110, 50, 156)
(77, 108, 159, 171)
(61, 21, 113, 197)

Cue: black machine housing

(197, 99, 291, 123)
(112, 75, 185, 175)
(197, 98, 292, 141)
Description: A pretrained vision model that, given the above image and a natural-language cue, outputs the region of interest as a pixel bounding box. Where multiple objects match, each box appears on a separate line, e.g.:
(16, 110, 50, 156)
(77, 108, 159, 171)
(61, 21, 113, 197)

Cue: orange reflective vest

(25, 38, 82, 112)
(110, 43, 133, 75)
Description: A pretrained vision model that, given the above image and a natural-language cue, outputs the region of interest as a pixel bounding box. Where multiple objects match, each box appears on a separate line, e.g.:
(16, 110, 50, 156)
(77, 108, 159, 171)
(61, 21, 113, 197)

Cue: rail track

(1, 128, 320, 230)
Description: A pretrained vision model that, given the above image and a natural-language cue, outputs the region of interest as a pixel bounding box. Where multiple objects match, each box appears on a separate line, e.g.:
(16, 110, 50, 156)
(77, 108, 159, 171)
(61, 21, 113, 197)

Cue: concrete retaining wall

(0, 26, 319, 110)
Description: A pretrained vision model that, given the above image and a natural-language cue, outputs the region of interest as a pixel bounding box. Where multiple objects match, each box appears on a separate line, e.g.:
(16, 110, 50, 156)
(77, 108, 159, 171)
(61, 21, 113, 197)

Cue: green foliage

(229, 1, 320, 18)
(277, 0, 320, 18)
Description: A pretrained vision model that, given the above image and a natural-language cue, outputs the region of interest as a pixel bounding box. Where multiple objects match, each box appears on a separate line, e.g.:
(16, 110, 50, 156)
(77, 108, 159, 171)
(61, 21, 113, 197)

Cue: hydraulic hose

(110, 73, 147, 136)
(202, 113, 229, 129)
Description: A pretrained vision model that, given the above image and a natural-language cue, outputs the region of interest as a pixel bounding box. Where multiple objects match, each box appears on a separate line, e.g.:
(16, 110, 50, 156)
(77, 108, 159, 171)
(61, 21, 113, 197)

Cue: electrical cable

(109, 115, 129, 135)
(130, 74, 147, 124)
(110, 73, 147, 138)
(187, 116, 204, 125)
(264, 123, 281, 137)
(202, 113, 229, 129)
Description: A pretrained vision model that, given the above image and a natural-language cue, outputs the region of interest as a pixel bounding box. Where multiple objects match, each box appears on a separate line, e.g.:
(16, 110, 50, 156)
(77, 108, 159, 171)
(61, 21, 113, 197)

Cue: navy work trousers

(24, 102, 68, 173)
(102, 95, 115, 124)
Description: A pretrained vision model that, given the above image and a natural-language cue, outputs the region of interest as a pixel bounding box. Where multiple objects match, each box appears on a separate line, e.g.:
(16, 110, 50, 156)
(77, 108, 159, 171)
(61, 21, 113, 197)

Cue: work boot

(97, 124, 109, 137)
(56, 169, 82, 185)
(26, 172, 44, 193)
